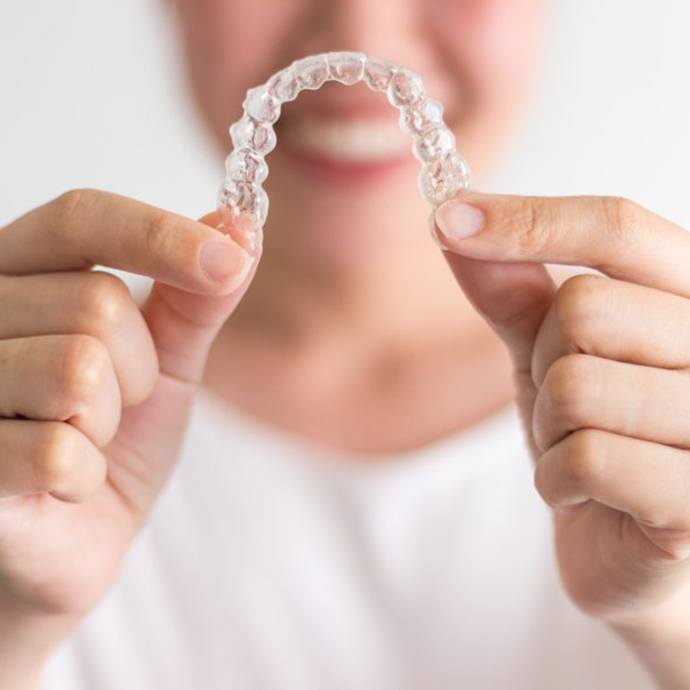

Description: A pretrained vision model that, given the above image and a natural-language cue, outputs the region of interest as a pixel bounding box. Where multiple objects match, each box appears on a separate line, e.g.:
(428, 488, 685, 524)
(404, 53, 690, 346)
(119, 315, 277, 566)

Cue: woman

(1, 0, 689, 687)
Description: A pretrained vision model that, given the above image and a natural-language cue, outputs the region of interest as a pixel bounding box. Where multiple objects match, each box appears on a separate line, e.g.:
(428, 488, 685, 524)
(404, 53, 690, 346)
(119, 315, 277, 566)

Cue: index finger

(434, 193, 690, 299)
(0, 189, 252, 295)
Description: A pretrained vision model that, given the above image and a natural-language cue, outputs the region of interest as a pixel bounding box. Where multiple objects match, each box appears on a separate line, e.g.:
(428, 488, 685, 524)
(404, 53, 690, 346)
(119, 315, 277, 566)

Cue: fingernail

(435, 199, 484, 241)
(199, 240, 252, 288)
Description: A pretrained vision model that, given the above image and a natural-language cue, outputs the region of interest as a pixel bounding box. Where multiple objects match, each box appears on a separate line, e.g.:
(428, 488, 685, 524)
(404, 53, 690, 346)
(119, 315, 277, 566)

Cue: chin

(264, 163, 430, 267)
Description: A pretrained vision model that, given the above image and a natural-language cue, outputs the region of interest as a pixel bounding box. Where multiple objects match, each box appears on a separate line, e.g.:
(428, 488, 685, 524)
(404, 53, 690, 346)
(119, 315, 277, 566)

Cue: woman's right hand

(0, 189, 255, 687)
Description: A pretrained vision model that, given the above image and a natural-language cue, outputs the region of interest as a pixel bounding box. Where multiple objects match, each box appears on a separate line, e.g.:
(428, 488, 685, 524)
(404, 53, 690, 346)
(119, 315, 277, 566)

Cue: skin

(0, 0, 689, 687)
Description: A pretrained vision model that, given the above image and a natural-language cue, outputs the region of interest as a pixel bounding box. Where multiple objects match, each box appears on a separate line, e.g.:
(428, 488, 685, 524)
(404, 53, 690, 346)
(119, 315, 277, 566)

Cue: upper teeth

(282, 117, 410, 163)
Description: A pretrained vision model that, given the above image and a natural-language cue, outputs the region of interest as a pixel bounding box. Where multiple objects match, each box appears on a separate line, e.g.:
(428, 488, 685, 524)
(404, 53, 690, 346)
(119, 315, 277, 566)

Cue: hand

(434, 192, 690, 632)
(0, 190, 256, 679)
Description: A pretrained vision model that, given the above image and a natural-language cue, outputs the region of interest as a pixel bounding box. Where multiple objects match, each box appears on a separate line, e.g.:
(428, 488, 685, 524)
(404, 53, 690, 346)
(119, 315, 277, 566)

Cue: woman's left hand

(434, 192, 690, 643)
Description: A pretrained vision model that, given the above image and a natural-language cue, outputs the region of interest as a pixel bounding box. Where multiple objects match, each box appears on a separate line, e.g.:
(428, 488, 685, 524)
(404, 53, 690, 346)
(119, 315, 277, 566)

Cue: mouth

(278, 115, 416, 181)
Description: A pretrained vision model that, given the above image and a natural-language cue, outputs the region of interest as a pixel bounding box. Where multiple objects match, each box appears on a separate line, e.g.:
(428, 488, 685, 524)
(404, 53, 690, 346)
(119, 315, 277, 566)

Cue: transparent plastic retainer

(218, 52, 471, 256)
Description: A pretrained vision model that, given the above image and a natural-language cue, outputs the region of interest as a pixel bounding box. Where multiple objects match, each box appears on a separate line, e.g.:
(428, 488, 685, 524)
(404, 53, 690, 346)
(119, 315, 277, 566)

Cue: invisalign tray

(218, 52, 471, 255)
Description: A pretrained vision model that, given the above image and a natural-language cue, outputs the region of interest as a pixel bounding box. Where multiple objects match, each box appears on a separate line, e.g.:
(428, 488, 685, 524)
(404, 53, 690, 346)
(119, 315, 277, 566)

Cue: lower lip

(278, 142, 415, 185)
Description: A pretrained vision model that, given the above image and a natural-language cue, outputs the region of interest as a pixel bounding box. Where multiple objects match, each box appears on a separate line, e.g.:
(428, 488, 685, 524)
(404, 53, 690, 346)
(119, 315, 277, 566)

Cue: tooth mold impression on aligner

(219, 51, 471, 255)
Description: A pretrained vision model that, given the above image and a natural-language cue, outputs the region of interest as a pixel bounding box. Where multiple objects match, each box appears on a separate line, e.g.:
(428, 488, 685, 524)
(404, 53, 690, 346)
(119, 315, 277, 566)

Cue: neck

(205, 217, 516, 454)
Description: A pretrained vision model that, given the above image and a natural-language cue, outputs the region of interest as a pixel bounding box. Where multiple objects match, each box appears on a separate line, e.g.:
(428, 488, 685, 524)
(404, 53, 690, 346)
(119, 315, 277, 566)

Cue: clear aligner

(219, 51, 471, 255)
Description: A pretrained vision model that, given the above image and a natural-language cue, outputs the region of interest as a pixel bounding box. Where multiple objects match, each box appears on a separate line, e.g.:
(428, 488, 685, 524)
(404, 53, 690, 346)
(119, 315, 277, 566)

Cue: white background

(1, 1, 690, 229)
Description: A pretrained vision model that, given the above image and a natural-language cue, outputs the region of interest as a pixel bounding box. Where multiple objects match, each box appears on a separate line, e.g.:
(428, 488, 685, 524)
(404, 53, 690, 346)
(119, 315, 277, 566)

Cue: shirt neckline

(193, 386, 525, 475)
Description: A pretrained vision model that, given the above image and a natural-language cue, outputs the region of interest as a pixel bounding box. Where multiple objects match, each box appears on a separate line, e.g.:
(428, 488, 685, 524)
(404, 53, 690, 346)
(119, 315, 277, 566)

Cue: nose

(300, 0, 437, 73)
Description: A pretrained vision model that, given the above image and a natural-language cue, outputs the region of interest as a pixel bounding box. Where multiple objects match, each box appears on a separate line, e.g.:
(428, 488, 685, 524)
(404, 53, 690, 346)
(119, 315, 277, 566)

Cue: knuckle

(543, 354, 597, 428)
(554, 274, 609, 343)
(52, 188, 99, 234)
(600, 196, 645, 244)
(76, 272, 131, 335)
(33, 423, 80, 493)
(143, 209, 177, 259)
(562, 429, 606, 487)
(507, 197, 553, 254)
(58, 335, 111, 407)
(125, 354, 159, 407)
(533, 429, 605, 505)
(97, 407, 122, 449)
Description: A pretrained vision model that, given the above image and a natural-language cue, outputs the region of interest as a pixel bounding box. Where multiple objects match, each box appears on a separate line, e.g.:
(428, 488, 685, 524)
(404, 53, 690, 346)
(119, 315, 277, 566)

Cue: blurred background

(2, 1, 690, 236)
(1, 6, 689, 686)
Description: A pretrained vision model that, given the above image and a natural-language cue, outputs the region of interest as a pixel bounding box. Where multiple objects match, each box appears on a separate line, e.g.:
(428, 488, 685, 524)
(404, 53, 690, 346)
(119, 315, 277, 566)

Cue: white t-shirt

(44, 389, 653, 689)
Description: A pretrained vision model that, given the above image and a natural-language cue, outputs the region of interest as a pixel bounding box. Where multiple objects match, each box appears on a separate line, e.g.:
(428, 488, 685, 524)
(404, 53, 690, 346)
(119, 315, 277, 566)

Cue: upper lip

(278, 81, 457, 129)
(279, 82, 397, 122)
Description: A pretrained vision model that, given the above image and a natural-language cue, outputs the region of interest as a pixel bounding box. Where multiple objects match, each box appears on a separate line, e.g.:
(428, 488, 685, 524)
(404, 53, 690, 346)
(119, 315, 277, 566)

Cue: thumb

(441, 253, 553, 459)
(441, 253, 554, 375)
(140, 212, 259, 383)
(434, 198, 556, 459)
(434, 193, 556, 374)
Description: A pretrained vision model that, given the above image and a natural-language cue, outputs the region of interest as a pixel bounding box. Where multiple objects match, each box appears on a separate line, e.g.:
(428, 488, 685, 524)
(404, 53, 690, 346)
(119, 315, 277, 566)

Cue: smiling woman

(3, 2, 690, 690)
